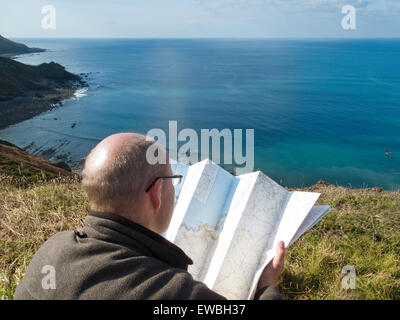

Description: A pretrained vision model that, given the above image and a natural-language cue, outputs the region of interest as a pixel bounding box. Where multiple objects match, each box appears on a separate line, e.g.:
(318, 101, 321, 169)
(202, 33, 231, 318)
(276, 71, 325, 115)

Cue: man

(14, 133, 285, 300)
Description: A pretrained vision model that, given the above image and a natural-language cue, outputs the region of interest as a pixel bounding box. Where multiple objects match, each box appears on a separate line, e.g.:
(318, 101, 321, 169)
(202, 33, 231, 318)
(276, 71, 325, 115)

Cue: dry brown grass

(0, 176, 88, 299)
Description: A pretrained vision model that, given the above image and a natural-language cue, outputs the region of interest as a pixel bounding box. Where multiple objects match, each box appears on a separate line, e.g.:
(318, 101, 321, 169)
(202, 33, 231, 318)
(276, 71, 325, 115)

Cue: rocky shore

(0, 36, 87, 130)
(0, 57, 87, 130)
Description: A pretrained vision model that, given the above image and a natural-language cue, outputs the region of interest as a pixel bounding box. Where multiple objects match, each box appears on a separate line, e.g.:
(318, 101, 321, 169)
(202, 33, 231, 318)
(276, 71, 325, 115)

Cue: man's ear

(148, 178, 163, 210)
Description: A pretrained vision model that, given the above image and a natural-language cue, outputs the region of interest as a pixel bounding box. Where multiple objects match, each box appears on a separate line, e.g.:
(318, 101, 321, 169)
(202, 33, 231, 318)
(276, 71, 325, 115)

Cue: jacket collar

(86, 211, 193, 270)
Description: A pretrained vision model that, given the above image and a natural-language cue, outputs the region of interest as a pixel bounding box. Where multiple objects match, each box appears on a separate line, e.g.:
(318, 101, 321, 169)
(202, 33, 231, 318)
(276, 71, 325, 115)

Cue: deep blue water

(1, 38, 399, 190)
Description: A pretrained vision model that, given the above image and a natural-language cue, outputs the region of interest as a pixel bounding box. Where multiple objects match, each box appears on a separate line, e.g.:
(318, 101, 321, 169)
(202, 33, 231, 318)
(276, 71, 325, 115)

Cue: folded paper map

(166, 159, 331, 299)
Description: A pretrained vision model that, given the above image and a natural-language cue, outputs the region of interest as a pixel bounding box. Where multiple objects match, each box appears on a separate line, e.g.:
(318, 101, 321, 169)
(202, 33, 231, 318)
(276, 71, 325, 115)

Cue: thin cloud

(196, 0, 400, 14)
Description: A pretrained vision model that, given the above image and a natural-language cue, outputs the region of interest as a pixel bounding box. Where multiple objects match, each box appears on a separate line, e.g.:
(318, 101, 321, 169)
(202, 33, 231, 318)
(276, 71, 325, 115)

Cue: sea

(1, 38, 399, 190)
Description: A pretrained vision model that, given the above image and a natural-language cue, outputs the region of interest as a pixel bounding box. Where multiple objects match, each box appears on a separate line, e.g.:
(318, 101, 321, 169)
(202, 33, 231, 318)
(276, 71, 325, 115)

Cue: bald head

(82, 133, 169, 215)
(83, 133, 142, 178)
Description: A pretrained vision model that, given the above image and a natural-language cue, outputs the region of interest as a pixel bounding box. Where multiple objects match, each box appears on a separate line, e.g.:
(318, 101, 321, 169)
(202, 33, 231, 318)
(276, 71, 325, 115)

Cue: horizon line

(8, 36, 400, 40)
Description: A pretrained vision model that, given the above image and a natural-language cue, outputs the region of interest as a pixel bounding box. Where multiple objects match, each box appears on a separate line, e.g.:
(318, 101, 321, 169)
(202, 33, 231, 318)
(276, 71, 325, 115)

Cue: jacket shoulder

(13, 230, 76, 300)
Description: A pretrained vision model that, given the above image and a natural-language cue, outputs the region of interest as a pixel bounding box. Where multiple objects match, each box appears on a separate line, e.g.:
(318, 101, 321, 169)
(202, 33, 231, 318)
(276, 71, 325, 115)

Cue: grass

(0, 175, 89, 300)
(281, 184, 400, 299)
(0, 155, 59, 186)
(0, 175, 399, 300)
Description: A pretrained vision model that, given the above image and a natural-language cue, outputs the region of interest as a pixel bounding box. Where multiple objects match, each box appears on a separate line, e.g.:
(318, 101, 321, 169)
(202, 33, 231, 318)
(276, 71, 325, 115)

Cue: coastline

(0, 50, 88, 130)
(0, 40, 89, 172)
(0, 39, 397, 191)
(0, 48, 45, 59)
(0, 85, 87, 131)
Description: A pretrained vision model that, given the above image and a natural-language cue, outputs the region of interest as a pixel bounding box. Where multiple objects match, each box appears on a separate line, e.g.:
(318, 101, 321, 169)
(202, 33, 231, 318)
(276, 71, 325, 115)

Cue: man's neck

(90, 206, 160, 234)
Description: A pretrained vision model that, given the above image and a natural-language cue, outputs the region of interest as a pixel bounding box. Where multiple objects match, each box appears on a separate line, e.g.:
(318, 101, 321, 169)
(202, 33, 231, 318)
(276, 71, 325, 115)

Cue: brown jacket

(14, 211, 282, 300)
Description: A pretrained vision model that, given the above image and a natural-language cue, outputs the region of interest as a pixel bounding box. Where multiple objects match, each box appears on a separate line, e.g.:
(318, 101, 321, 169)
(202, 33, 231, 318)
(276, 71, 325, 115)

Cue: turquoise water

(1, 39, 399, 190)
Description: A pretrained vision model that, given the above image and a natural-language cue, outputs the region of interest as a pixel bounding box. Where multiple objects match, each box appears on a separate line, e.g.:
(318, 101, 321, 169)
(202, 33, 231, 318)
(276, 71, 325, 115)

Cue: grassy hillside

(0, 140, 75, 187)
(0, 57, 81, 100)
(0, 152, 398, 299)
(0, 35, 44, 57)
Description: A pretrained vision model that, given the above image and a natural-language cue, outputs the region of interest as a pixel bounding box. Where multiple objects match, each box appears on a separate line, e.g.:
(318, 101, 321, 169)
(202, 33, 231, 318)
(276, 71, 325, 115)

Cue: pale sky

(1, 0, 399, 38)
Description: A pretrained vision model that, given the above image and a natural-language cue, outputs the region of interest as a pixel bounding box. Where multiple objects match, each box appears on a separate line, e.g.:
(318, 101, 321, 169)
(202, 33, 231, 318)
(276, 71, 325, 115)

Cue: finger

(273, 241, 285, 269)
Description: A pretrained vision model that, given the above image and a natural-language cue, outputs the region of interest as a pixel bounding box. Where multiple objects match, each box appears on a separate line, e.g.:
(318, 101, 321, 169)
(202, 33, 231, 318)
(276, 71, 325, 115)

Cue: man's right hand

(257, 241, 286, 289)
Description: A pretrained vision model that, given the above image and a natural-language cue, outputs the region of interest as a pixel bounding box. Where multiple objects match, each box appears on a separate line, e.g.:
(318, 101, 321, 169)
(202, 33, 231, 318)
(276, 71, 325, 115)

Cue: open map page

(166, 159, 331, 299)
